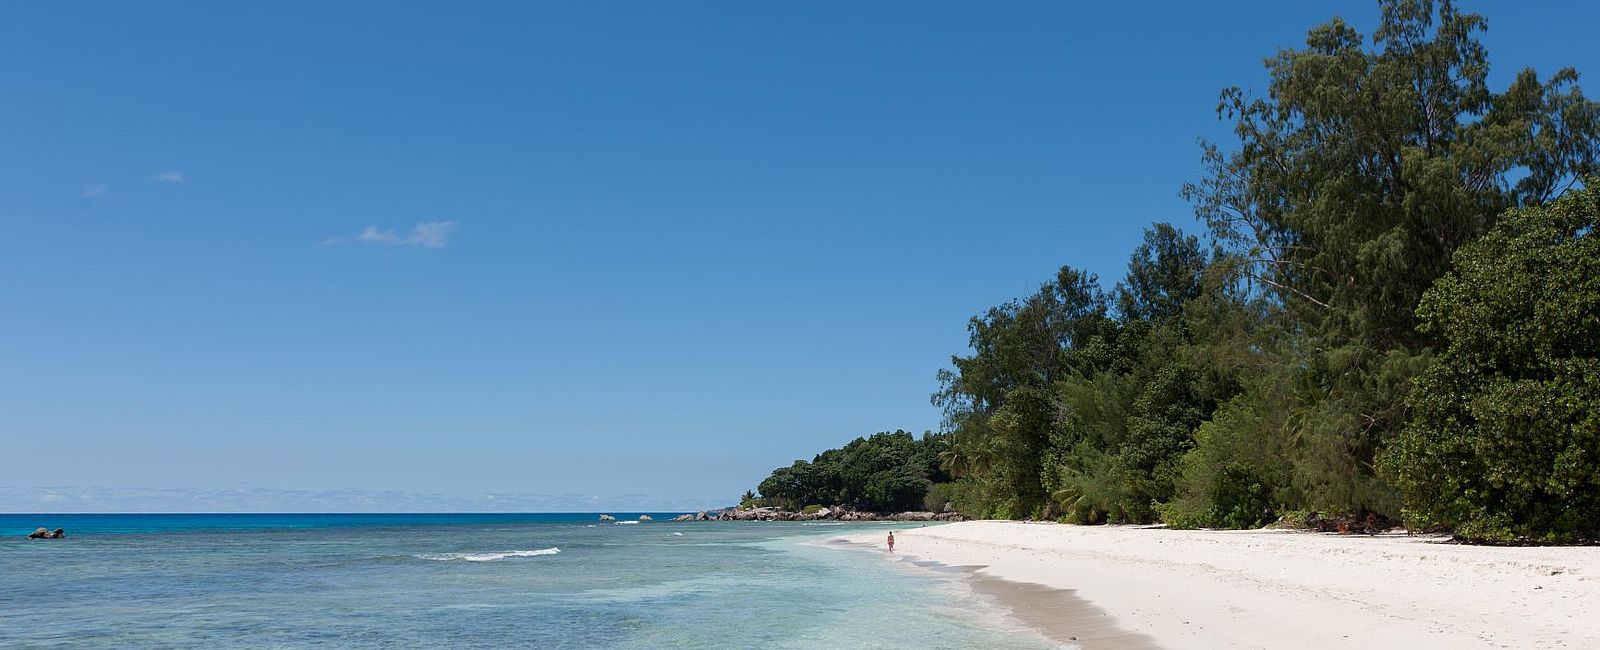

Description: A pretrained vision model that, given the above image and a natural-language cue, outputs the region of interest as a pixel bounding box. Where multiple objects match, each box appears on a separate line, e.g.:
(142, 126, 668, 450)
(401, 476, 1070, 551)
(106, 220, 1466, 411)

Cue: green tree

(933, 267, 1114, 518)
(766, 2, 1600, 538)
(753, 430, 950, 512)
(1051, 224, 1231, 523)
(1116, 223, 1208, 322)
(1386, 183, 1600, 543)
(1181, 0, 1600, 519)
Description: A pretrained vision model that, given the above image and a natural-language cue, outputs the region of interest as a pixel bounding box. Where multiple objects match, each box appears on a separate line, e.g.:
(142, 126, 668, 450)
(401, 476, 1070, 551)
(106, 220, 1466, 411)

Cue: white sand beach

(844, 521, 1600, 649)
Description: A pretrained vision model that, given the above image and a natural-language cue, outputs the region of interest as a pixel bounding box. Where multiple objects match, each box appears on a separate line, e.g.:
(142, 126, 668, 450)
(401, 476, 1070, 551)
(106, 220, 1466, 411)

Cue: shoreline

(838, 521, 1600, 649)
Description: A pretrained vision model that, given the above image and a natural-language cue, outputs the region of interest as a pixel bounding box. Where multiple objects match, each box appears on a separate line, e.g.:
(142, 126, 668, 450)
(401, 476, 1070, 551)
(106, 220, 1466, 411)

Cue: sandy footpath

(841, 521, 1600, 649)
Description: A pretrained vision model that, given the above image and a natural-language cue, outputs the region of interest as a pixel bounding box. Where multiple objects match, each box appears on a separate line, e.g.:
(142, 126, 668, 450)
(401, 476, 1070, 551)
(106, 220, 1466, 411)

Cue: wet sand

(963, 571, 1161, 649)
(827, 537, 1160, 648)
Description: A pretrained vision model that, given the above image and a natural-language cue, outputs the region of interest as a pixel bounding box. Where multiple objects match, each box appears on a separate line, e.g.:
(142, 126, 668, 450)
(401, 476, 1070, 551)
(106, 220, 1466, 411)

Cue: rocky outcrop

(598, 514, 616, 522)
(27, 527, 66, 539)
(637, 514, 653, 522)
(672, 513, 696, 521)
(717, 507, 783, 521)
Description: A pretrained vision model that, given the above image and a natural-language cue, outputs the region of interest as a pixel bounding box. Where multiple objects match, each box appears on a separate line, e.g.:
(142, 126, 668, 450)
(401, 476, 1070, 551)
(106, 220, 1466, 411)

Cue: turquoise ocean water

(1, 514, 1058, 649)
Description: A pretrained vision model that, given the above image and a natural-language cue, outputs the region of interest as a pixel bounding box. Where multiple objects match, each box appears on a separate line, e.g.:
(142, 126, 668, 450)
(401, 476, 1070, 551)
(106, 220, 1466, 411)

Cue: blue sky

(4, 2, 1597, 512)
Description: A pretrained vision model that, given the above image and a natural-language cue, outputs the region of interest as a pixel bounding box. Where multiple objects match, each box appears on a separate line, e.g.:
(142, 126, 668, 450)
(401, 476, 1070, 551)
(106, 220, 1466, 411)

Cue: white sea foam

(417, 547, 561, 562)
(671, 532, 684, 536)
(614, 520, 639, 525)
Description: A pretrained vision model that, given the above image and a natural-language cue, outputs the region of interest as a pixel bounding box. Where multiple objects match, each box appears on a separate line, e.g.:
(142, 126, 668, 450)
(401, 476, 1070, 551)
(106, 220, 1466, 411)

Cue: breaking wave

(417, 547, 561, 562)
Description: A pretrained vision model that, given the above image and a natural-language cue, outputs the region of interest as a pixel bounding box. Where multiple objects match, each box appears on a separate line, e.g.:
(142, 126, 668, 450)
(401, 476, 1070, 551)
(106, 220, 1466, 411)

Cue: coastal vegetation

(748, 430, 951, 513)
(749, 0, 1600, 543)
(1386, 185, 1600, 543)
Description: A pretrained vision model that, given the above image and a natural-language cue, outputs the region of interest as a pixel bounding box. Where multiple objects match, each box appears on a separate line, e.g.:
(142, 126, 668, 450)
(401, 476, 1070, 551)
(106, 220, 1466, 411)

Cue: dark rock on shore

(27, 527, 66, 539)
(891, 511, 940, 521)
(1306, 511, 1397, 535)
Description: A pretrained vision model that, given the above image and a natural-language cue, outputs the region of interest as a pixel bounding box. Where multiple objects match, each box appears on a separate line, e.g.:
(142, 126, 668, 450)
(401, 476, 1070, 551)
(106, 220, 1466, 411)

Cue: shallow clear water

(1, 514, 1057, 649)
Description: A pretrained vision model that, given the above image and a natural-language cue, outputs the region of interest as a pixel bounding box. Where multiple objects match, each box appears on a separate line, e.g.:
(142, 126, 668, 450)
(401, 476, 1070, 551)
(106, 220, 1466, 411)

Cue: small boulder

(673, 514, 695, 521)
(599, 514, 616, 522)
(638, 514, 653, 522)
(695, 511, 709, 521)
(26, 527, 65, 539)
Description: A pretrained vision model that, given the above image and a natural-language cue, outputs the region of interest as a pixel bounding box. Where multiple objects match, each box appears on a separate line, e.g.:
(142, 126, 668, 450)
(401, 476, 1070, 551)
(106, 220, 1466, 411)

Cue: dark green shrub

(923, 483, 959, 513)
(1386, 184, 1600, 543)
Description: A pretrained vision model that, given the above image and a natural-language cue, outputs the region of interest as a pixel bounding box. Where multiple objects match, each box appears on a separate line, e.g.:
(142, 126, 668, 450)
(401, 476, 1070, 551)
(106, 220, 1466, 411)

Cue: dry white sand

(842, 521, 1600, 649)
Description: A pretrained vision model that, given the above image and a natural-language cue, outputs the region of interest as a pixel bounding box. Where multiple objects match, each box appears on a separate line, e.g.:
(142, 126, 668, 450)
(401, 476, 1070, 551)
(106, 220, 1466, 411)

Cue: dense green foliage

(754, 431, 950, 512)
(933, 224, 1247, 523)
(749, 1, 1600, 541)
(1387, 185, 1600, 542)
(936, 1, 1598, 534)
(1168, 0, 1599, 526)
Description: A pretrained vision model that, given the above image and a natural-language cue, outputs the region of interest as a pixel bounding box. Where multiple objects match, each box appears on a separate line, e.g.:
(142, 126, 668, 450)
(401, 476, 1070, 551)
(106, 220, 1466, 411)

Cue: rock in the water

(599, 514, 616, 522)
(637, 514, 653, 522)
(26, 527, 65, 539)
(695, 511, 709, 521)
(717, 506, 806, 521)
(672, 513, 695, 521)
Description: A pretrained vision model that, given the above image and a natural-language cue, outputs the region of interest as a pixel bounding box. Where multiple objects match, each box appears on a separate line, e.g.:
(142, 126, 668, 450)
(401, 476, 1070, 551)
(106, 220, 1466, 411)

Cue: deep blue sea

(0, 513, 1058, 649)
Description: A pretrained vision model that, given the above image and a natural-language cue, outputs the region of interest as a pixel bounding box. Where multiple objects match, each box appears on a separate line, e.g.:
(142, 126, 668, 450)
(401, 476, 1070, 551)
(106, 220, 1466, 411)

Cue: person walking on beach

(887, 531, 895, 552)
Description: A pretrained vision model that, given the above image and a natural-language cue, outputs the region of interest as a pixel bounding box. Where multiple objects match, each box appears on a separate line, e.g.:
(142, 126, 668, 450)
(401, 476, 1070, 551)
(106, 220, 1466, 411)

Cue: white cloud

(154, 171, 187, 183)
(82, 183, 107, 198)
(407, 221, 458, 247)
(356, 225, 402, 245)
(345, 221, 459, 248)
